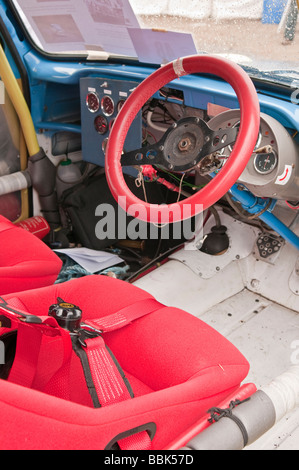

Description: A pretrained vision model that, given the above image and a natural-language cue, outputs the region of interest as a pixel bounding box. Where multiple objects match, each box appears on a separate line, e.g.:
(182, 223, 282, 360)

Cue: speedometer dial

(253, 150, 278, 175)
(228, 120, 262, 152)
(94, 115, 108, 135)
(117, 99, 126, 112)
(86, 91, 100, 113)
(101, 95, 114, 116)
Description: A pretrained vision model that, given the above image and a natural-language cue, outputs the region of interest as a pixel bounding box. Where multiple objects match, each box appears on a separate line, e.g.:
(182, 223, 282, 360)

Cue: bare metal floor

(135, 210, 299, 450)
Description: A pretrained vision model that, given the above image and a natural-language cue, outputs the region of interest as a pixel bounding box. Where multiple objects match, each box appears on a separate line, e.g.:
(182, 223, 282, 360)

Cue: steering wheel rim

(105, 55, 260, 224)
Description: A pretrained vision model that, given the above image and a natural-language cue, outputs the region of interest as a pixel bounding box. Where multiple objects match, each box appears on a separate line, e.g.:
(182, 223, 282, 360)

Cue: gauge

(117, 99, 126, 112)
(94, 115, 108, 135)
(101, 95, 114, 116)
(86, 91, 100, 113)
(253, 150, 278, 175)
(102, 137, 109, 154)
(228, 121, 262, 152)
(109, 119, 115, 131)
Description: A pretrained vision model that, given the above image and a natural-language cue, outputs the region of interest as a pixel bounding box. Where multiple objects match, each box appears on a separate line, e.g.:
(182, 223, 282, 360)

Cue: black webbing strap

(208, 398, 250, 447)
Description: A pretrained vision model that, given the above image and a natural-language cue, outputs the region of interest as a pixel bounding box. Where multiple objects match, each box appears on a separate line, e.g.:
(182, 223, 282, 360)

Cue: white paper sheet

(13, 0, 140, 55)
(128, 28, 197, 64)
(54, 247, 123, 273)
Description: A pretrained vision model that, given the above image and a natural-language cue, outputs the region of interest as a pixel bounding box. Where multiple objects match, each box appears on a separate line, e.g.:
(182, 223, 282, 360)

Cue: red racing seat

(0, 275, 250, 450)
(0, 215, 62, 294)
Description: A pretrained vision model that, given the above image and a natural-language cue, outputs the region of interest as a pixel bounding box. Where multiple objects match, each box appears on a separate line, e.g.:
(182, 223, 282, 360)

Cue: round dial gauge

(102, 137, 109, 154)
(94, 115, 108, 135)
(86, 92, 100, 113)
(101, 95, 114, 116)
(253, 150, 278, 175)
(117, 99, 126, 112)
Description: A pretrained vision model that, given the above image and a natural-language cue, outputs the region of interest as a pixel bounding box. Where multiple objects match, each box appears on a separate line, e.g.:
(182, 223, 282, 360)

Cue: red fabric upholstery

(0, 276, 250, 450)
(0, 215, 62, 294)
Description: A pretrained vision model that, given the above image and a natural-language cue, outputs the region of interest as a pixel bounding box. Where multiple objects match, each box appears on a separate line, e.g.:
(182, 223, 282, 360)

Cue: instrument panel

(80, 75, 299, 202)
(208, 109, 299, 202)
(80, 77, 142, 173)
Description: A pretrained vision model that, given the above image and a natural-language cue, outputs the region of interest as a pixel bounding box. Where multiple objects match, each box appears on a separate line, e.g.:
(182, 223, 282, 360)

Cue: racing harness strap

(0, 296, 164, 450)
(0, 296, 71, 390)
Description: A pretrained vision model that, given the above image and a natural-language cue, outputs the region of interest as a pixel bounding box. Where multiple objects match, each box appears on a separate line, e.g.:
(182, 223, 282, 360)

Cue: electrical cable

(126, 242, 185, 283)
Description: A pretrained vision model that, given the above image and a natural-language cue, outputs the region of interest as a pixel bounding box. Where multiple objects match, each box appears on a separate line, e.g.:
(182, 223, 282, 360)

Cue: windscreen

(12, 0, 299, 86)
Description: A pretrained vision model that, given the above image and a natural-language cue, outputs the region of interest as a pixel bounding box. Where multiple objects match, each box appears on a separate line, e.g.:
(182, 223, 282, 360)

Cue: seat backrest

(0, 215, 62, 294)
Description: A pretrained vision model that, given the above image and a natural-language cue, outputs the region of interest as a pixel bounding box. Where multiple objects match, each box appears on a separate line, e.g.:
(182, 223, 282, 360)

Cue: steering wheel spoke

(200, 124, 239, 156)
(120, 143, 164, 167)
(121, 118, 238, 172)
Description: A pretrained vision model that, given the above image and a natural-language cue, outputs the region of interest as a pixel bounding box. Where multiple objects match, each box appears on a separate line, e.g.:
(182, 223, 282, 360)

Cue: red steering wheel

(105, 55, 260, 224)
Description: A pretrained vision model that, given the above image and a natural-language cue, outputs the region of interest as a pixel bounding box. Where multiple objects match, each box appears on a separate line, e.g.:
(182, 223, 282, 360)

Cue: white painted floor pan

(134, 210, 299, 450)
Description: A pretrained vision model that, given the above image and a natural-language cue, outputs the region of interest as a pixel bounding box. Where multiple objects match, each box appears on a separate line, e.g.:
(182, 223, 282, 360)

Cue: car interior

(0, 0, 298, 451)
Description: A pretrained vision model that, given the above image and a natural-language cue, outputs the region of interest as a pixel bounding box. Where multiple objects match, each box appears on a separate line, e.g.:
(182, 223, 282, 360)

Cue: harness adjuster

(76, 324, 103, 348)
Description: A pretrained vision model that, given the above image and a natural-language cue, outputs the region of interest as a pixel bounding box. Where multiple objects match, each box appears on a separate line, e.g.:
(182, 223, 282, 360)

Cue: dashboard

(208, 109, 299, 202)
(79, 75, 299, 204)
(80, 77, 142, 176)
